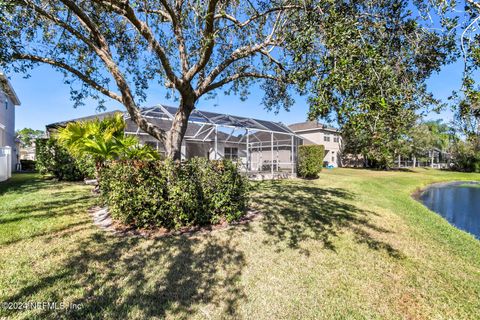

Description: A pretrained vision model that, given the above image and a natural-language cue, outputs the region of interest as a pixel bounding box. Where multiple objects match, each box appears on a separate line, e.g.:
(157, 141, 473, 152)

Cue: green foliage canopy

(287, 0, 456, 168)
(16, 128, 44, 147)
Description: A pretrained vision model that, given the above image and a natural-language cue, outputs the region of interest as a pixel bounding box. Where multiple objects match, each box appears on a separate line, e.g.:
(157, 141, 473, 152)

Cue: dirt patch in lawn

(89, 206, 262, 238)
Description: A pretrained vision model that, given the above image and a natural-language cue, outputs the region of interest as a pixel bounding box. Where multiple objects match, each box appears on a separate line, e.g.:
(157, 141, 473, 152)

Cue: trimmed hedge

(297, 145, 325, 178)
(35, 138, 95, 181)
(99, 158, 249, 229)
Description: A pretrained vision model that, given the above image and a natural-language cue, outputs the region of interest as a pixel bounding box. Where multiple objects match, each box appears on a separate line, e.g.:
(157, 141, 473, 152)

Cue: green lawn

(1, 169, 480, 319)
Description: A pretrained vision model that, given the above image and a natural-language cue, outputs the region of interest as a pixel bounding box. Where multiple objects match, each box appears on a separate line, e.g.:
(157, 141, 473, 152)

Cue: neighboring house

(46, 105, 300, 178)
(289, 121, 343, 167)
(394, 148, 452, 169)
(0, 72, 21, 176)
(19, 144, 37, 161)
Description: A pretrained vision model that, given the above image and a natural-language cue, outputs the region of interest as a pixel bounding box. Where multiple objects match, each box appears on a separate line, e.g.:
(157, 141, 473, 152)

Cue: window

(4, 100, 7, 110)
(324, 135, 330, 142)
(0, 127, 4, 147)
(224, 147, 238, 160)
(333, 136, 339, 143)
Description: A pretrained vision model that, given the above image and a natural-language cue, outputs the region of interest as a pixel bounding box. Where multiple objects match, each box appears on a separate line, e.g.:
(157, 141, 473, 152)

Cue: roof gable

(0, 73, 21, 106)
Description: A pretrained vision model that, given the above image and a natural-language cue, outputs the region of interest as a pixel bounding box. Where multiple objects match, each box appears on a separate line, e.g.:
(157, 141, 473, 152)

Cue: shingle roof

(288, 121, 339, 133)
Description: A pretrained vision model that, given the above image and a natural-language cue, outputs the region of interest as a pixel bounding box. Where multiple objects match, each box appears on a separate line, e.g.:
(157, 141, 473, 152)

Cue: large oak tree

(1, 0, 308, 159)
(0, 0, 459, 164)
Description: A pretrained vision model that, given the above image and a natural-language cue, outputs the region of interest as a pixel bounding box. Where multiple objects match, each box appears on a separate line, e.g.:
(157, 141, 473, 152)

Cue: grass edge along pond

(1, 169, 480, 319)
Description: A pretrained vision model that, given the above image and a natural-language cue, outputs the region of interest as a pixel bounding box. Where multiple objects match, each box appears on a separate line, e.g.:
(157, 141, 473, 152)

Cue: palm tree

(56, 114, 158, 180)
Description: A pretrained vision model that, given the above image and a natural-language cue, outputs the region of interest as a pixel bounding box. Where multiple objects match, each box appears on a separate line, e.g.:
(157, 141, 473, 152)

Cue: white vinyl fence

(0, 146, 12, 182)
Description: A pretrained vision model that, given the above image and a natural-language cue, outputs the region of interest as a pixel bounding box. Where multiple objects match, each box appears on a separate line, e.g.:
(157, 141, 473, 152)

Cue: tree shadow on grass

(253, 181, 403, 258)
(0, 174, 54, 196)
(0, 174, 247, 319)
(0, 195, 93, 224)
(3, 230, 247, 319)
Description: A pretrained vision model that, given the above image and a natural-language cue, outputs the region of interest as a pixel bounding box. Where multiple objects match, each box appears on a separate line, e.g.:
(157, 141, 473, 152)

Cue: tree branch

(259, 49, 285, 70)
(185, 0, 219, 81)
(157, 0, 189, 74)
(18, 0, 98, 52)
(467, 0, 480, 11)
(59, 0, 111, 50)
(60, 0, 168, 142)
(201, 72, 282, 94)
(139, 9, 172, 22)
(197, 7, 285, 95)
(93, 0, 182, 88)
(12, 53, 123, 103)
(196, 39, 279, 95)
(214, 5, 302, 28)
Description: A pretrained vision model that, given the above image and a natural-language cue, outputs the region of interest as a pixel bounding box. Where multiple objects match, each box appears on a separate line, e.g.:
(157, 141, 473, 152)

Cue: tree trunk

(94, 160, 103, 194)
(412, 155, 416, 168)
(165, 95, 195, 160)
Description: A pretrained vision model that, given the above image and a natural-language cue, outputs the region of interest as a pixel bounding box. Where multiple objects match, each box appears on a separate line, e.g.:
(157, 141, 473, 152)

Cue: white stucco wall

(0, 88, 17, 171)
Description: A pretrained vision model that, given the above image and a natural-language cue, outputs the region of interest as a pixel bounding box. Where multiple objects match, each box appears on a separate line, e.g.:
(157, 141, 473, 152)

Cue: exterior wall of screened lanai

(46, 105, 300, 177)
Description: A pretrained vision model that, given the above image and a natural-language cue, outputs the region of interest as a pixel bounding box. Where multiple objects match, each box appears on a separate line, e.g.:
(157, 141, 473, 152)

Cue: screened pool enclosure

(124, 105, 300, 177)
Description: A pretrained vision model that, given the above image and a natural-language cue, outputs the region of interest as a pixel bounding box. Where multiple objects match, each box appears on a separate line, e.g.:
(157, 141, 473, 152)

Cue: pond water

(419, 181, 480, 239)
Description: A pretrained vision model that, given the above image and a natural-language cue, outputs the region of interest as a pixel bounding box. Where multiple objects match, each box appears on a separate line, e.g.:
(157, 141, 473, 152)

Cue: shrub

(297, 145, 325, 178)
(99, 158, 249, 229)
(35, 138, 95, 181)
(451, 140, 480, 173)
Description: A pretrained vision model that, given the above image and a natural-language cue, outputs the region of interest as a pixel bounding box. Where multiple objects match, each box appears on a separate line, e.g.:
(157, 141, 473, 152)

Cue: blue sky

(9, 58, 463, 132)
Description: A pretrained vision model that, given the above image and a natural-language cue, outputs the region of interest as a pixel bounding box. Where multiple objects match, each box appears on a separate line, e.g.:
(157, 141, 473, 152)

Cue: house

(0, 73, 20, 181)
(395, 148, 452, 169)
(46, 105, 300, 179)
(19, 144, 37, 161)
(289, 121, 343, 167)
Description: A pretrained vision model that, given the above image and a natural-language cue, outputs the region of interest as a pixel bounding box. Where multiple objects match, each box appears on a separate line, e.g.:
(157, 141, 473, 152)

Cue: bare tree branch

(17, 0, 99, 52)
(197, 7, 286, 94)
(139, 8, 172, 22)
(259, 49, 285, 70)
